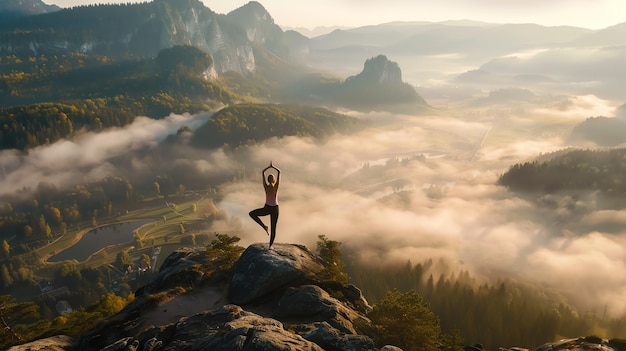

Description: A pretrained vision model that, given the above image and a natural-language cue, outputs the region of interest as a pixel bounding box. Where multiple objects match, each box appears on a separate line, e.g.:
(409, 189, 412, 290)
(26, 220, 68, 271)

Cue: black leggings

(249, 204, 279, 246)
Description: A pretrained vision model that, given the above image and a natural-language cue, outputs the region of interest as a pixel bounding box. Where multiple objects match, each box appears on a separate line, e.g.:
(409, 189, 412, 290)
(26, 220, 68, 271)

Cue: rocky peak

(228, 1, 273, 24)
(67, 243, 380, 351)
(348, 55, 403, 85)
(229, 243, 326, 304)
(334, 54, 428, 112)
(226, 1, 287, 55)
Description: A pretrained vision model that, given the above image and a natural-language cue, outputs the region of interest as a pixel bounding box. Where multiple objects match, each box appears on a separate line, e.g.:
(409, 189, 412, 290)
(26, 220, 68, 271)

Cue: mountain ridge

(0, 0, 60, 21)
(0, 0, 274, 76)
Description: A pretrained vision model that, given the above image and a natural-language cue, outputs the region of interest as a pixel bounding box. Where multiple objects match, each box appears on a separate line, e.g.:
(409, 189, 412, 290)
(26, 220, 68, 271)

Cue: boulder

(463, 344, 485, 351)
(140, 247, 210, 295)
(380, 346, 404, 351)
(100, 337, 139, 351)
(6, 335, 75, 351)
(536, 337, 617, 351)
(98, 305, 324, 351)
(347, 284, 373, 313)
(229, 243, 325, 304)
(303, 321, 377, 351)
(273, 285, 365, 334)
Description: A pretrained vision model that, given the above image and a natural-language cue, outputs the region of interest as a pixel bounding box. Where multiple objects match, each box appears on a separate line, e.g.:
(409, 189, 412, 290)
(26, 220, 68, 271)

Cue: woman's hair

(267, 174, 275, 184)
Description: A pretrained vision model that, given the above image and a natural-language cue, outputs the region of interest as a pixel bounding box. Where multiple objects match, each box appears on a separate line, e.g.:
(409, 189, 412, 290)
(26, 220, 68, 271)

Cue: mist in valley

(3, 85, 624, 317)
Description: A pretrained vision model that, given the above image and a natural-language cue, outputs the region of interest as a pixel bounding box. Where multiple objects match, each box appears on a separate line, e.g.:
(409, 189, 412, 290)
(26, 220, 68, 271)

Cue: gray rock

(303, 321, 377, 351)
(230, 243, 325, 304)
(463, 344, 485, 351)
(273, 285, 365, 334)
(142, 247, 209, 294)
(143, 337, 163, 351)
(380, 346, 404, 351)
(70, 244, 378, 351)
(100, 337, 139, 351)
(344, 284, 373, 313)
(536, 337, 616, 351)
(100, 304, 324, 351)
(6, 335, 75, 351)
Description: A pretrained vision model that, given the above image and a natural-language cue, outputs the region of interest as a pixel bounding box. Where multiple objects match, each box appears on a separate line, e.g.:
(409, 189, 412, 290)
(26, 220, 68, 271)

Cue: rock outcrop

(70, 243, 382, 351)
(339, 55, 428, 110)
(6, 335, 74, 351)
(14, 242, 626, 351)
(536, 336, 626, 351)
(229, 244, 326, 304)
(346, 55, 404, 85)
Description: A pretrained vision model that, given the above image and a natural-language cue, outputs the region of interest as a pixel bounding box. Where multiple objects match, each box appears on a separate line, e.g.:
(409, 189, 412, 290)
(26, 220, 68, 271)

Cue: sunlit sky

(45, 0, 625, 30)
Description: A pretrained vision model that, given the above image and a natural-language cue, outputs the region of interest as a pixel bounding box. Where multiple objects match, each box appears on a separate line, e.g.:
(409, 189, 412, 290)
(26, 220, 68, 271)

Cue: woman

(249, 161, 280, 249)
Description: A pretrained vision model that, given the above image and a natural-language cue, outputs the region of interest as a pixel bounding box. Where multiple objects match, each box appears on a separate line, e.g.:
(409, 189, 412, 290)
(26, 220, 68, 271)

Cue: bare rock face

(348, 55, 404, 85)
(229, 243, 326, 304)
(304, 321, 378, 351)
(273, 285, 365, 334)
(536, 336, 625, 351)
(92, 305, 325, 351)
(142, 247, 211, 294)
(6, 335, 74, 351)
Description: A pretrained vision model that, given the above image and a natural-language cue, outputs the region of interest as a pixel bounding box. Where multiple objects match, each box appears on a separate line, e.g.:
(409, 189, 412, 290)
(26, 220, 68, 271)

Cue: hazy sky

(45, 0, 625, 30)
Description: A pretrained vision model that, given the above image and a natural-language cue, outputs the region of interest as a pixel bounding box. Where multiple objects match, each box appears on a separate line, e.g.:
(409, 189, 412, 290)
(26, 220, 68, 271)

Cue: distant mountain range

(1, 0, 624, 113)
(3, 0, 624, 76)
(0, 0, 59, 21)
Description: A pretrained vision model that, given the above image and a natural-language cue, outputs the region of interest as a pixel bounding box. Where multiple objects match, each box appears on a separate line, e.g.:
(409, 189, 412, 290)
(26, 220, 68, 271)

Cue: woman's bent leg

(249, 206, 271, 233)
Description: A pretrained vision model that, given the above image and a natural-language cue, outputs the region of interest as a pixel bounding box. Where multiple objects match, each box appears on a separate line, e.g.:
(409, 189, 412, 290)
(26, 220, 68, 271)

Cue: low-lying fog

(2, 89, 623, 315)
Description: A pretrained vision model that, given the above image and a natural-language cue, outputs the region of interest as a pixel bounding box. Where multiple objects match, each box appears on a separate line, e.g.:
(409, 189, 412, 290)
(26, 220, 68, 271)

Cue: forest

(347, 258, 626, 351)
(190, 103, 368, 149)
(498, 148, 626, 194)
(0, 45, 237, 150)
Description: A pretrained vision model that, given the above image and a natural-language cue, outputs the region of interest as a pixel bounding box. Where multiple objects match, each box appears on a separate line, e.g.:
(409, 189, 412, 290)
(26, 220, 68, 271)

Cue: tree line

(190, 103, 367, 149)
(346, 257, 626, 351)
(498, 148, 626, 194)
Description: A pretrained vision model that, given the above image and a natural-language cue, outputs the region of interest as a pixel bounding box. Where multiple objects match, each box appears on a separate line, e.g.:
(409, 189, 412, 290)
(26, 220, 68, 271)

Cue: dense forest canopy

(191, 103, 368, 148)
(0, 46, 238, 150)
(499, 148, 626, 194)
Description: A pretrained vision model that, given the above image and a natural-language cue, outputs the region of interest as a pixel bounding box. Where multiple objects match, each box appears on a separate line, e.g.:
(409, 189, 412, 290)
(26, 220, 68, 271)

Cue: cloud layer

(209, 103, 626, 316)
(2, 94, 625, 316)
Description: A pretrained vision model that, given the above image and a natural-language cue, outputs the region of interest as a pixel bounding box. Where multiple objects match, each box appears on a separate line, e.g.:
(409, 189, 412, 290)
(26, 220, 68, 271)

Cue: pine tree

(368, 289, 441, 351)
(1, 239, 9, 259)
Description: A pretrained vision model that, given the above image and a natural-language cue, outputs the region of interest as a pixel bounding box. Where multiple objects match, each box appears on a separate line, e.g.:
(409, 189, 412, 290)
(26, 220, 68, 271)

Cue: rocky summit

(43, 243, 387, 351)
